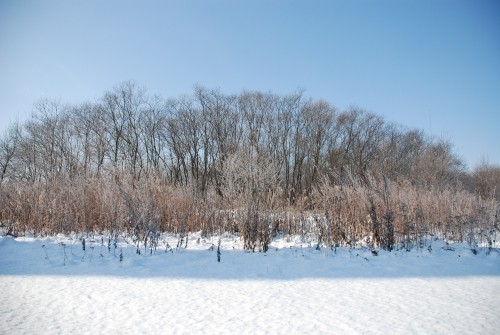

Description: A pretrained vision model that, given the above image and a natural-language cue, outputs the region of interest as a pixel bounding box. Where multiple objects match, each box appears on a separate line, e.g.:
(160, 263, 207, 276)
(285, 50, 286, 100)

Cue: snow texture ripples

(1, 234, 499, 334)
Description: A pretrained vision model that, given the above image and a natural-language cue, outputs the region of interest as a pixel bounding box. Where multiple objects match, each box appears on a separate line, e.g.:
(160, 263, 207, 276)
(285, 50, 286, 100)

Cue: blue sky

(1, 0, 499, 168)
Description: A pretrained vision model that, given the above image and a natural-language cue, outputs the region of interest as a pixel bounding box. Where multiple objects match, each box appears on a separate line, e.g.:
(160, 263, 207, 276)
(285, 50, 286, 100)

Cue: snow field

(2, 276, 499, 334)
(1, 233, 499, 334)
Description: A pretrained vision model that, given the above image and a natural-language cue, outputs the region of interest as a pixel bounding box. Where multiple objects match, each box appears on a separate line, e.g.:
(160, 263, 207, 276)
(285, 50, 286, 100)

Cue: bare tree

(1, 82, 496, 252)
(0, 123, 20, 185)
(222, 148, 279, 251)
(474, 159, 500, 201)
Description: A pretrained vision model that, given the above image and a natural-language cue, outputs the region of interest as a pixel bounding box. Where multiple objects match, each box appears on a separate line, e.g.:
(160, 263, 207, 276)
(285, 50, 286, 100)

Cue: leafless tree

(0, 123, 20, 185)
(0, 82, 496, 251)
(474, 160, 500, 201)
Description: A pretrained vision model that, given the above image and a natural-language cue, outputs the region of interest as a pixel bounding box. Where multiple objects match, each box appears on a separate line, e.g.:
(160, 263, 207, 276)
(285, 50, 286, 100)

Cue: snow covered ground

(1, 233, 499, 334)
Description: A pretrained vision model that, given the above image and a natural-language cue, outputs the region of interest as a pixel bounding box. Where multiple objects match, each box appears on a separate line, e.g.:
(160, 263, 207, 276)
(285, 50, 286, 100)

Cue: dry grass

(1, 172, 498, 251)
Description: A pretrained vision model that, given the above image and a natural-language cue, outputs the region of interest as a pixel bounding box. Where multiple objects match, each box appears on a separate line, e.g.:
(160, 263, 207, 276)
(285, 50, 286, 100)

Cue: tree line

(0, 82, 498, 251)
(0, 81, 468, 192)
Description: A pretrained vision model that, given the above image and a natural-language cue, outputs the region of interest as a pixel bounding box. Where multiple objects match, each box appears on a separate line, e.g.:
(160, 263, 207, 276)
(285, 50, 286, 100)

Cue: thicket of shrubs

(0, 82, 498, 251)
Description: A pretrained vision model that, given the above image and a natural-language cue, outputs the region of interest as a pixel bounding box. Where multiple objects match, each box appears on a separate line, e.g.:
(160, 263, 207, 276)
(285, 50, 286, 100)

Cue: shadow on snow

(0, 236, 499, 280)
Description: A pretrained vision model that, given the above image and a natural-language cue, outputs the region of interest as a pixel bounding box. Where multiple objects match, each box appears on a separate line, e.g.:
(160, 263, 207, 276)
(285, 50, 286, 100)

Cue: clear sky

(1, 0, 499, 169)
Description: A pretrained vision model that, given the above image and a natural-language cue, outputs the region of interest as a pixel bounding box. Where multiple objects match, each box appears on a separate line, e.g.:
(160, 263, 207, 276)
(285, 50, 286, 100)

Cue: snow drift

(1, 233, 499, 334)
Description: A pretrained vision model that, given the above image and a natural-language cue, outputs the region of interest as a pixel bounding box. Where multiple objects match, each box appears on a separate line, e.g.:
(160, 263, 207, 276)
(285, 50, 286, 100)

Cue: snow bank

(1, 234, 499, 334)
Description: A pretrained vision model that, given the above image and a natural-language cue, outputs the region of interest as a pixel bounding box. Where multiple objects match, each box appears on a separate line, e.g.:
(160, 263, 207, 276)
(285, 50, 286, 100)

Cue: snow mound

(1, 234, 499, 334)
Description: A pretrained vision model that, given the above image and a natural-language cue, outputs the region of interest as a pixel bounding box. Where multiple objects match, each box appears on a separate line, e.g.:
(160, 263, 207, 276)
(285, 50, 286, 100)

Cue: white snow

(1, 233, 499, 334)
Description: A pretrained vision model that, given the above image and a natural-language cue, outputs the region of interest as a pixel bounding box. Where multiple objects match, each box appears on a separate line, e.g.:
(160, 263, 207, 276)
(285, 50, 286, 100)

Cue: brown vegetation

(0, 82, 498, 251)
